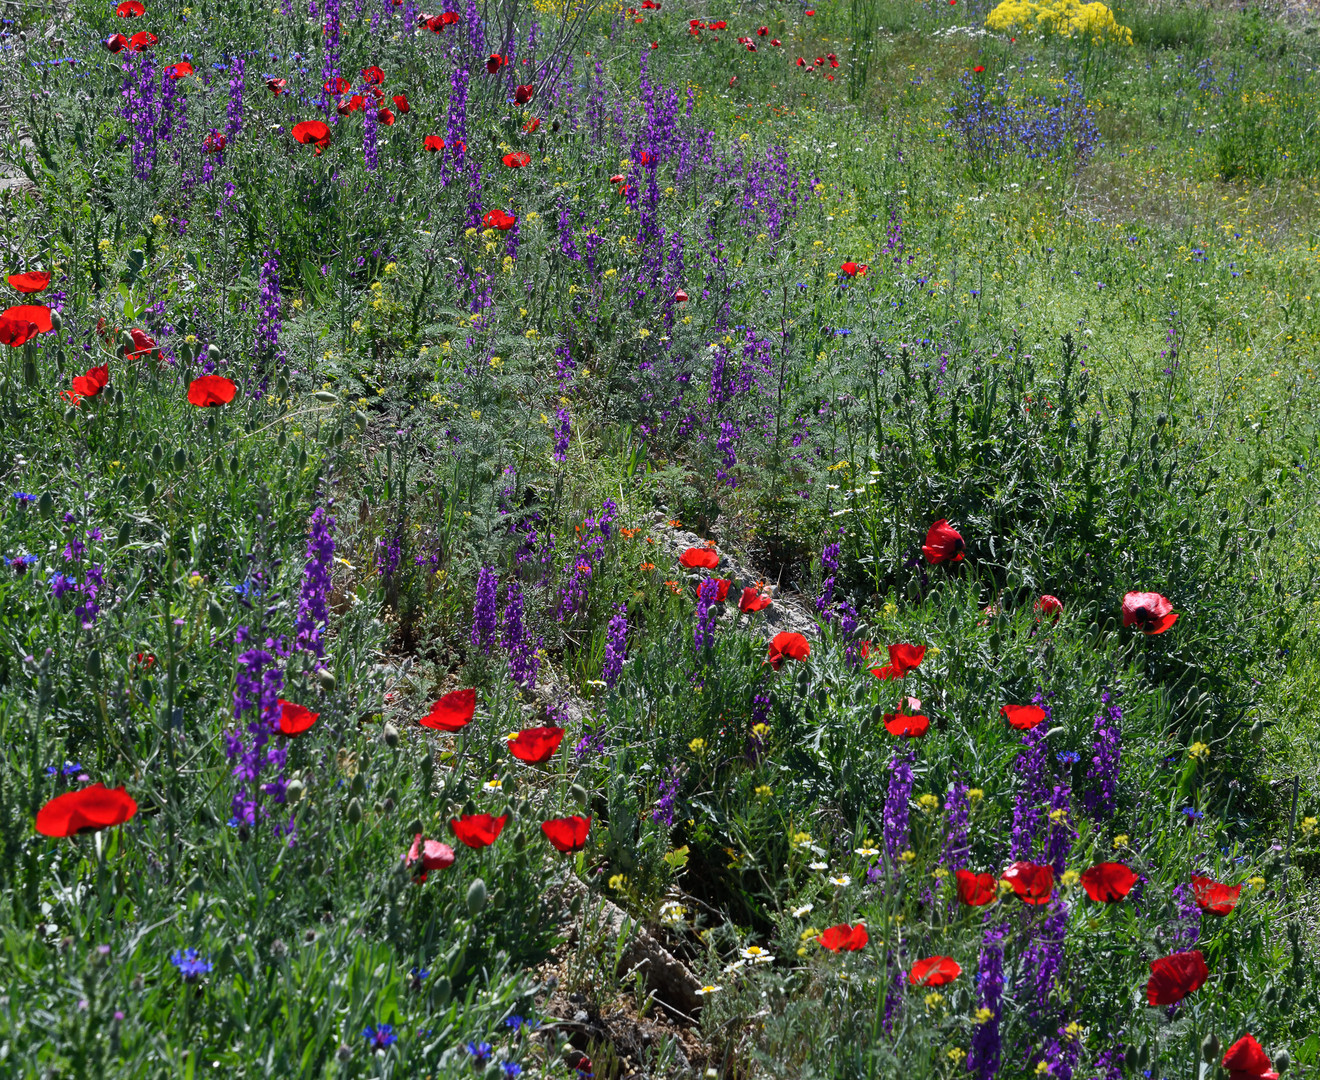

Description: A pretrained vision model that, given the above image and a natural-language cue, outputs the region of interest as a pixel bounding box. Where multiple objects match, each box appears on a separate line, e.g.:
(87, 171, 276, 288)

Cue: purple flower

(968, 924, 1007, 1080)
(471, 565, 499, 654)
(226, 54, 245, 140)
(943, 780, 970, 870)
(1045, 785, 1076, 875)
(883, 748, 914, 863)
(1021, 899, 1069, 1013)
(362, 86, 378, 171)
(552, 406, 570, 464)
(501, 580, 539, 690)
(651, 765, 679, 826)
(294, 506, 335, 657)
(1084, 697, 1122, 820)
(602, 605, 626, 688)
(1170, 881, 1201, 948)
(1011, 723, 1051, 859)
(694, 578, 720, 652)
(256, 247, 282, 360)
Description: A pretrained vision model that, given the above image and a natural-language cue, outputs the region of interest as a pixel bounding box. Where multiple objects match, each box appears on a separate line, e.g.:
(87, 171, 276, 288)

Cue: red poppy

(757, 24, 768, 34)
(1001, 861, 1054, 905)
(883, 712, 929, 738)
(482, 209, 517, 230)
(1080, 862, 1137, 903)
(392, 93, 410, 113)
(1122, 591, 1178, 635)
(523, 116, 540, 133)
(514, 84, 535, 104)
(7, 271, 50, 293)
(70, 365, 110, 399)
(324, 77, 351, 94)
(292, 120, 332, 152)
(770, 38, 781, 45)
(502, 151, 531, 168)
(828, 54, 839, 67)
(973, 65, 985, 73)
(739, 586, 771, 613)
(922, 519, 965, 564)
(166, 61, 193, 78)
(541, 815, 592, 853)
(955, 869, 998, 906)
(126, 328, 158, 357)
(424, 135, 445, 151)
(1190, 875, 1241, 916)
(117, 0, 145, 13)
(104, 33, 129, 51)
(870, 642, 926, 680)
(202, 130, 226, 153)
(420, 688, 475, 731)
(187, 374, 237, 407)
(1035, 594, 1063, 618)
(1146, 950, 1208, 1006)
(361, 65, 385, 85)
(840, 261, 868, 277)
(1001, 704, 1047, 730)
(337, 95, 365, 115)
(1222, 1036, 1279, 1080)
(277, 699, 319, 736)
(818, 923, 868, 952)
(486, 53, 507, 73)
(678, 546, 719, 570)
(440, 9, 460, 22)
(796, 57, 805, 66)
(908, 956, 961, 986)
(128, 31, 157, 50)
(508, 726, 565, 764)
(690, 18, 703, 27)
(449, 812, 508, 848)
(2, 304, 53, 333)
(767, 632, 810, 670)
(405, 833, 455, 881)
(35, 784, 138, 837)
(710, 19, 726, 28)
(805, 7, 814, 13)
(674, 289, 688, 303)
(609, 173, 626, 185)
(815, 57, 826, 66)
(0, 316, 39, 348)
(377, 108, 395, 125)
(266, 77, 287, 94)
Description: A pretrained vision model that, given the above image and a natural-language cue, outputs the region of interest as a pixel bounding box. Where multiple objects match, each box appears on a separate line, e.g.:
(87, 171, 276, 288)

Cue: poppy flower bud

(1202, 1035, 1220, 1064)
(207, 343, 221, 362)
(1124, 1047, 1139, 1073)
(286, 778, 305, 804)
(1275, 1050, 1290, 1074)
(208, 598, 225, 627)
(38, 491, 53, 515)
(346, 797, 363, 824)
(87, 649, 102, 679)
(466, 877, 487, 915)
(383, 722, 400, 748)
(50, 310, 62, 334)
(570, 782, 589, 808)
(1249, 720, 1264, 744)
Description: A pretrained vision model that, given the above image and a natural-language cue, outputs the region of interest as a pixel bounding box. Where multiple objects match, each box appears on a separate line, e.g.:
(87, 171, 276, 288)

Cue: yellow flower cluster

(985, 0, 1132, 45)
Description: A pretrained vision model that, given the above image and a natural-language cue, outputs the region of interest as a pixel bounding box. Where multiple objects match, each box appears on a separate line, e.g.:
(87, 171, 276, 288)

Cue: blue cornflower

(46, 761, 86, 778)
(363, 1025, 397, 1050)
(1057, 751, 1080, 765)
(467, 1041, 493, 1065)
(1180, 807, 1204, 821)
(410, 966, 429, 981)
(502, 1063, 523, 1077)
(170, 949, 212, 980)
(12, 492, 36, 503)
(505, 1015, 526, 1031)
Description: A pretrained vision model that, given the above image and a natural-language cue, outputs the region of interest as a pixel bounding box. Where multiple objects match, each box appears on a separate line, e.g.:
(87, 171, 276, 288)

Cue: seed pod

(313, 390, 338, 402)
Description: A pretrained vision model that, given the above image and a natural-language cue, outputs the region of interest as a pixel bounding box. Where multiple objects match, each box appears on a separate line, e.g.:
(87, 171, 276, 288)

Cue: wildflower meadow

(1, 0, 1319, 1074)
